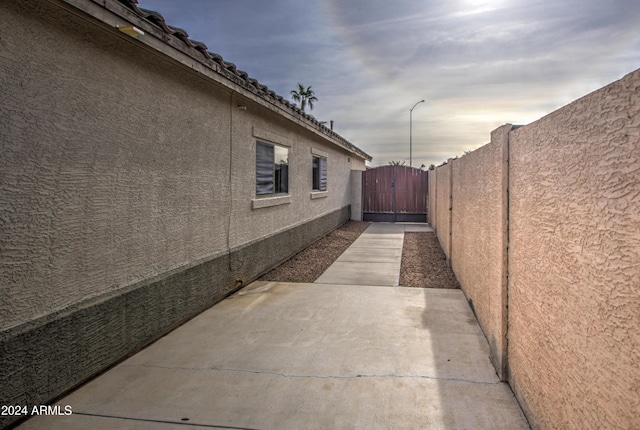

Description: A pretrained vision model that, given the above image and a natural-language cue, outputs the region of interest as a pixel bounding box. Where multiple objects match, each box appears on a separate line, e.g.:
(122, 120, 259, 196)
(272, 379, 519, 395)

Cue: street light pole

(410, 99, 425, 168)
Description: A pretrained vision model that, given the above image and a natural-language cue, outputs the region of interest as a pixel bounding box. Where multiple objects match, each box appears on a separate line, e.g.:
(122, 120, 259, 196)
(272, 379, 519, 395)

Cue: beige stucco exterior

(427, 169, 436, 226)
(434, 161, 452, 260)
(0, 1, 369, 424)
(430, 68, 640, 429)
(350, 170, 364, 221)
(2, 0, 227, 329)
(508, 69, 640, 429)
(0, 0, 367, 331)
(449, 125, 510, 380)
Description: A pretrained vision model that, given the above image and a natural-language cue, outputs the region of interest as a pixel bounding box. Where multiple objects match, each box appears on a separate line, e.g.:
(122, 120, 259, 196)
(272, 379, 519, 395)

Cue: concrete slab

(363, 223, 406, 234)
(336, 247, 402, 263)
(318, 223, 405, 286)
(350, 236, 404, 249)
(17, 415, 217, 430)
(314, 262, 400, 286)
(352, 232, 405, 240)
(404, 224, 435, 233)
(18, 283, 528, 430)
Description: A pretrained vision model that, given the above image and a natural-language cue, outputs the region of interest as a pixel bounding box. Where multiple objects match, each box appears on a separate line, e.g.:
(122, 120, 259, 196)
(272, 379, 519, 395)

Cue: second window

(312, 156, 327, 191)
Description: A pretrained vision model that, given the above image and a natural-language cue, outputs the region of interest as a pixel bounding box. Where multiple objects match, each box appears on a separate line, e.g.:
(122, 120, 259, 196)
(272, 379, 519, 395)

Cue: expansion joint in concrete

(72, 412, 259, 429)
(127, 364, 501, 385)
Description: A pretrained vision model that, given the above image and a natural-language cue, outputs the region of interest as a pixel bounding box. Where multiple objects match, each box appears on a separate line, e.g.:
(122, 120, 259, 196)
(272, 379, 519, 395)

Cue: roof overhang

(52, 0, 372, 161)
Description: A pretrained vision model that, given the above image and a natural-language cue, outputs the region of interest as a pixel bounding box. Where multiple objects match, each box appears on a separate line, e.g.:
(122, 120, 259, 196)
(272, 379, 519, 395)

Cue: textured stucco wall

(425, 68, 639, 429)
(228, 104, 356, 250)
(0, 206, 349, 430)
(427, 169, 437, 226)
(350, 157, 366, 171)
(450, 126, 510, 380)
(508, 69, 640, 429)
(0, 0, 361, 332)
(0, 1, 364, 422)
(1, 0, 229, 330)
(350, 170, 364, 221)
(434, 162, 452, 260)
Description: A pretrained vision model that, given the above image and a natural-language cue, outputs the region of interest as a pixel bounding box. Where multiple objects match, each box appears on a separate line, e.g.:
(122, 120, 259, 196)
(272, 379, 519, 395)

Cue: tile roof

(114, 0, 371, 161)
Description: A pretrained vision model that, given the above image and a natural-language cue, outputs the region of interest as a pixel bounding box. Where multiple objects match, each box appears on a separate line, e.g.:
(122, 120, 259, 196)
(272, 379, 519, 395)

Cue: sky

(140, 0, 640, 167)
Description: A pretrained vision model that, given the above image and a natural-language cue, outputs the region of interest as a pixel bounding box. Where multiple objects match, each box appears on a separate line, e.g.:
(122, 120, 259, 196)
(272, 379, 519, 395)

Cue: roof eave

(56, 0, 372, 161)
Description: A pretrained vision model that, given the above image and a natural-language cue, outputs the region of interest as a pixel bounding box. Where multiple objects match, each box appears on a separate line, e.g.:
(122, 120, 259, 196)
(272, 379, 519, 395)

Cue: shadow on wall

(429, 67, 640, 429)
(420, 289, 529, 428)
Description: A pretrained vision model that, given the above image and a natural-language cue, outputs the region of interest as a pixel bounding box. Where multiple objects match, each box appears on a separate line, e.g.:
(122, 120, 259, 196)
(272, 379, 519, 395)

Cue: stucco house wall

(228, 105, 362, 250)
(449, 125, 510, 380)
(508, 68, 640, 429)
(0, 0, 369, 424)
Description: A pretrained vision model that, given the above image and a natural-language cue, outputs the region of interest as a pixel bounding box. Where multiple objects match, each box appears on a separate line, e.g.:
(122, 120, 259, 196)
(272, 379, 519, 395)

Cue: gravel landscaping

(258, 221, 371, 283)
(259, 221, 460, 289)
(399, 232, 460, 289)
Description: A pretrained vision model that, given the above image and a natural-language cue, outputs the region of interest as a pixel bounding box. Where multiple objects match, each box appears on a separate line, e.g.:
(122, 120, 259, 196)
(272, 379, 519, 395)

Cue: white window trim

(312, 152, 327, 192)
(310, 191, 328, 200)
(255, 138, 290, 197)
(252, 195, 292, 209)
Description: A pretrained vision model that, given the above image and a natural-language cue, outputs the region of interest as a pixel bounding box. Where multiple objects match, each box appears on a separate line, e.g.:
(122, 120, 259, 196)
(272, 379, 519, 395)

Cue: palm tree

(290, 83, 317, 112)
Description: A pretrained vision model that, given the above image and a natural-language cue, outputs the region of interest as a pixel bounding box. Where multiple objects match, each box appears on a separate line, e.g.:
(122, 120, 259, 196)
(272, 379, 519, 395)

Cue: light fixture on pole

(410, 99, 425, 167)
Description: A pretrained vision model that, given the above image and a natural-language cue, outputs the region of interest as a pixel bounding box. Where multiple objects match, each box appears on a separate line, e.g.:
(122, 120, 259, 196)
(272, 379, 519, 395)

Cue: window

(256, 141, 289, 195)
(312, 156, 327, 191)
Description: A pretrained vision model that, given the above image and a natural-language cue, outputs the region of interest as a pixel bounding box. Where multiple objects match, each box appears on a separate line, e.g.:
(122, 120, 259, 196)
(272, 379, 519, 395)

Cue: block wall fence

(428, 68, 639, 429)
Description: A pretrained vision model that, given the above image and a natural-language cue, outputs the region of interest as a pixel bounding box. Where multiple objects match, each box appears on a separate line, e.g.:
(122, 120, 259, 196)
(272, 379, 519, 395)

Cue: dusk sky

(140, 0, 639, 167)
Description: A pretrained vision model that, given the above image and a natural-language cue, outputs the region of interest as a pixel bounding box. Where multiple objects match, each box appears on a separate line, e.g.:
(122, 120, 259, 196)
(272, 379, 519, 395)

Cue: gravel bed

(258, 221, 371, 283)
(258, 222, 460, 289)
(399, 232, 460, 289)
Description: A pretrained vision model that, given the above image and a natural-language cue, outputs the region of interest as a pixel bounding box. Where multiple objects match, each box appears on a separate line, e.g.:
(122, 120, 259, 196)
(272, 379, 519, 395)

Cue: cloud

(140, 0, 640, 167)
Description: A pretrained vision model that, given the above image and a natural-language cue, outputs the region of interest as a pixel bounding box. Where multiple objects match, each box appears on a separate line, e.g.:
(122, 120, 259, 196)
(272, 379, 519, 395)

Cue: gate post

(350, 170, 364, 221)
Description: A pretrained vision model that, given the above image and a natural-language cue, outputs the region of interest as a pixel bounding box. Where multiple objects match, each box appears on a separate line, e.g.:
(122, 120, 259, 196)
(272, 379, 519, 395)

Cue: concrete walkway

(315, 223, 433, 286)
(18, 223, 529, 430)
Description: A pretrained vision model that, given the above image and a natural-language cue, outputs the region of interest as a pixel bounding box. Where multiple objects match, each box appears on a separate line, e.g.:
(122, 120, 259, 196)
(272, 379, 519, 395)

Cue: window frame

(312, 156, 327, 192)
(255, 140, 290, 197)
(310, 147, 329, 200)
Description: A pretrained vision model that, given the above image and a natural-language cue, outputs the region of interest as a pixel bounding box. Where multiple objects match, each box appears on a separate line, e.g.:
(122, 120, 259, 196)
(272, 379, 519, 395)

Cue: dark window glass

(256, 142, 274, 195)
(274, 145, 288, 194)
(319, 157, 327, 191)
(256, 141, 288, 195)
(312, 156, 327, 191)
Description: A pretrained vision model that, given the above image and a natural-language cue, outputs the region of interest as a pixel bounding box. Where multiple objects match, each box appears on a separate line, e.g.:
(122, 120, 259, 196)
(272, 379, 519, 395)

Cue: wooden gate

(362, 165, 428, 222)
